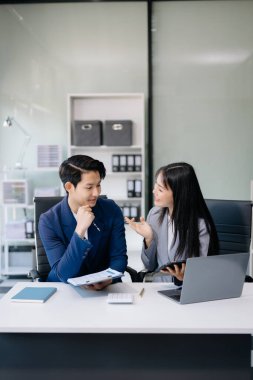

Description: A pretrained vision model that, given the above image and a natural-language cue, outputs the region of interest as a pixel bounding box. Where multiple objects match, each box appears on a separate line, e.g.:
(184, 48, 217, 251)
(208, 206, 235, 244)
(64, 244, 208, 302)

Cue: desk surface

(1, 282, 253, 334)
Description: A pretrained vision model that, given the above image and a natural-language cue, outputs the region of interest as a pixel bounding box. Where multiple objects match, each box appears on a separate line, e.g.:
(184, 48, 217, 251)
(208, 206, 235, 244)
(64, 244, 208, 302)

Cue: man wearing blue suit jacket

(38, 155, 127, 290)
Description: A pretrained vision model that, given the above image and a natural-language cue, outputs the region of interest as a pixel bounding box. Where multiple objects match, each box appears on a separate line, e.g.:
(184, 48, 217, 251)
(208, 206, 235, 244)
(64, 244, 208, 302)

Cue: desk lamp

(2, 116, 31, 169)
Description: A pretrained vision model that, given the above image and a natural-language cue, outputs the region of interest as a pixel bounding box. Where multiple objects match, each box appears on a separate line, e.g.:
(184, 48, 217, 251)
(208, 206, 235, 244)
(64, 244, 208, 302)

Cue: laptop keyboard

(168, 294, 181, 302)
(158, 288, 182, 302)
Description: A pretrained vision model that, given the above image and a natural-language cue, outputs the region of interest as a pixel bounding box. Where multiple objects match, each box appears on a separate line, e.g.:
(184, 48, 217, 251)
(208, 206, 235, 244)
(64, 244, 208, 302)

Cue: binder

(112, 155, 120, 172)
(130, 205, 138, 219)
(25, 220, 34, 239)
(127, 180, 135, 198)
(127, 155, 134, 172)
(123, 205, 130, 218)
(134, 179, 142, 197)
(119, 155, 127, 171)
(134, 154, 142, 172)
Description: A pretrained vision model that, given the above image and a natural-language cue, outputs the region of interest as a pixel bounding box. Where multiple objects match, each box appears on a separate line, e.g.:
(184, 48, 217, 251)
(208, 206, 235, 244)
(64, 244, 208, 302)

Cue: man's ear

(64, 181, 73, 193)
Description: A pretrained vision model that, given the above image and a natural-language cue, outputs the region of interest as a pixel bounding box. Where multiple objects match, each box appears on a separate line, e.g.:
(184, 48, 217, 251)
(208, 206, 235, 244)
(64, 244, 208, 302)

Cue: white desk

(1, 282, 253, 334)
(0, 282, 252, 380)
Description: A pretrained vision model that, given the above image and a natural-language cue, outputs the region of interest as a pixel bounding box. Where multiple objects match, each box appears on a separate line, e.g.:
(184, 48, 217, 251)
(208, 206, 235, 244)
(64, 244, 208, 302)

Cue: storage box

(103, 120, 132, 146)
(73, 120, 102, 146)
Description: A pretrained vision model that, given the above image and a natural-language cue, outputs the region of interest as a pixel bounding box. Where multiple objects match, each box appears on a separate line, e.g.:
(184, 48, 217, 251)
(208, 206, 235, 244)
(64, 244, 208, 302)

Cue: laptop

(158, 252, 249, 304)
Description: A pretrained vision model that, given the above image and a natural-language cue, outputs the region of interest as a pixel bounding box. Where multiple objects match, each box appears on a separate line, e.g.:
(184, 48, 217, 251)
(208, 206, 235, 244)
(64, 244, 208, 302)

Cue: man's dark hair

(59, 155, 106, 189)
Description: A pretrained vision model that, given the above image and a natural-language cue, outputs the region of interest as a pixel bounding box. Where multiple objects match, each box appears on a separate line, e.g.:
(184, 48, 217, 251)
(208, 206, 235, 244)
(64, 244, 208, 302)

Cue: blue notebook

(11, 287, 57, 303)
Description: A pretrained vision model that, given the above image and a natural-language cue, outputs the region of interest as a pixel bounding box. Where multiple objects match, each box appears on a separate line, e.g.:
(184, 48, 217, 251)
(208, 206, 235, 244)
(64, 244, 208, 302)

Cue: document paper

(67, 268, 124, 286)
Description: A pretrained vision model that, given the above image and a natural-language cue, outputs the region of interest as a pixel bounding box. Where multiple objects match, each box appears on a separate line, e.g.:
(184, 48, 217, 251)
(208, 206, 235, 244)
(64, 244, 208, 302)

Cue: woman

(125, 162, 219, 283)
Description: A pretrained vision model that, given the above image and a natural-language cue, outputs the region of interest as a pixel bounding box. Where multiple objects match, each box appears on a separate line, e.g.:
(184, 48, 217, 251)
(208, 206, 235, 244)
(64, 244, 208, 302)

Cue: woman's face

(153, 172, 174, 210)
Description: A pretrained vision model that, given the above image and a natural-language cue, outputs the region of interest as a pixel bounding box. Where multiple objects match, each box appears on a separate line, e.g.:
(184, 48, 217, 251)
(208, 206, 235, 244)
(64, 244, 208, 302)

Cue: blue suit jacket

(38, 196, 127, 282)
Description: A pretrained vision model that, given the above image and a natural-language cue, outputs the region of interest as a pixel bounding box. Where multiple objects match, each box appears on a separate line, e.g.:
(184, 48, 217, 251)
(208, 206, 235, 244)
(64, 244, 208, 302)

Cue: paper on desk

(67, 268, 124, 286)
(72, 282, 138, 299)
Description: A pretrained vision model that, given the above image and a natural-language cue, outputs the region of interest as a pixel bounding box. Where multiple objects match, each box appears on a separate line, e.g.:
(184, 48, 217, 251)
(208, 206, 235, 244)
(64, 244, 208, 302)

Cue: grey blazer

(141, 207, 210, 282)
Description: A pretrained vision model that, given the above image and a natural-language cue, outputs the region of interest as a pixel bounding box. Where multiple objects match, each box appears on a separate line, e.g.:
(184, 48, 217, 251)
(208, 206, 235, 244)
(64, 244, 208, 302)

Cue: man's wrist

(75, 231, 86, 240)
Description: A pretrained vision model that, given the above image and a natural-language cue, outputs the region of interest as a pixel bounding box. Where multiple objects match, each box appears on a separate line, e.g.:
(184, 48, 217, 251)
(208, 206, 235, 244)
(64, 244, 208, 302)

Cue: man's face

(68, 170, 102, 208)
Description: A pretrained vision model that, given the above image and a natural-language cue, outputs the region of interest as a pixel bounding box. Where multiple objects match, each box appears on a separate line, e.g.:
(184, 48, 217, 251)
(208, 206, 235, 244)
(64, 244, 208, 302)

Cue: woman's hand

(125, 216, 153, 246)
(161, 262, 186, 282)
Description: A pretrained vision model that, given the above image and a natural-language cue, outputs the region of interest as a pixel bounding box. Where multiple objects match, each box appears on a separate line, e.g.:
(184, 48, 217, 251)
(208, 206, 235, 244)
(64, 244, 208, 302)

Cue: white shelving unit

(68, 93, 146, 257)
(0, 167, 61, 277)
(68, 93, 145, 215)
(1, 204, 34, 277)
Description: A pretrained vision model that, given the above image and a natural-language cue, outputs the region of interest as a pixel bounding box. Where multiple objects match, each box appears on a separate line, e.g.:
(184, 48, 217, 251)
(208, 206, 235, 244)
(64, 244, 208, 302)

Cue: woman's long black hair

(157, 162, 219, 258)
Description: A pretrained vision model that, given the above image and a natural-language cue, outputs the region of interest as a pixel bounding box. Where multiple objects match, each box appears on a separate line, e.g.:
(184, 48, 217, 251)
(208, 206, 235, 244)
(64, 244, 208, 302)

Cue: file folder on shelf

(134, 154, 142, 171)
(123, 205, 130, 218)
(119, 155, 127, 171)
(134, 179, 142, 197)
(127, 155, 134, 172)
(112, 155, 120, 172)
(130, 205, 139, 219)
(127, 180, 135, 197)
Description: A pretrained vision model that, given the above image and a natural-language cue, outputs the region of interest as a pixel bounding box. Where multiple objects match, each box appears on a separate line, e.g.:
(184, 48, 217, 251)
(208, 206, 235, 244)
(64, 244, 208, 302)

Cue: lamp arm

(15, 135, 31, 169)
(10, 117, 30, 138)
(3, 116, 32, 169)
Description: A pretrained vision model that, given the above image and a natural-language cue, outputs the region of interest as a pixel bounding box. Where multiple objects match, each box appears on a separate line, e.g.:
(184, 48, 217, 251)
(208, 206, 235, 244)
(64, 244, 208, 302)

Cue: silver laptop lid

(179, 252, 249, 304)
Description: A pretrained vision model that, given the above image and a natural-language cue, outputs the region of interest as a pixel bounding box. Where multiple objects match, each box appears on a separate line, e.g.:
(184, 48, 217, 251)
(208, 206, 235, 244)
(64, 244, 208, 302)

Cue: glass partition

(152, 0, 253, 200)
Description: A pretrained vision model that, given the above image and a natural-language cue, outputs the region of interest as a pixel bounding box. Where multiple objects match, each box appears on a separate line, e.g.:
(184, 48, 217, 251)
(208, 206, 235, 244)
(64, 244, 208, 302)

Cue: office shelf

(68, 93, 146, 219)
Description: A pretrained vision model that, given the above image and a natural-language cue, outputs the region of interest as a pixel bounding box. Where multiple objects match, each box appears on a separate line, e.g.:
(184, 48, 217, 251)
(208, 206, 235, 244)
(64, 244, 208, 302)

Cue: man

(39, 154, 127, 290)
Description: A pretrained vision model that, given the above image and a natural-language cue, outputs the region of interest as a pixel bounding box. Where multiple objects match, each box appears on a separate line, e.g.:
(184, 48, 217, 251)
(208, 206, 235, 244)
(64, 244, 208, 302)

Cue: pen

(93, 222, 101, 232)
(139, 288, 145, 297)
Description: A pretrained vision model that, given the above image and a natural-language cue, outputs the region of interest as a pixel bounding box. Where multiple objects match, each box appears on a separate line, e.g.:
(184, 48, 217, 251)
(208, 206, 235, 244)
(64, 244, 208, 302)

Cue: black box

(103, 120, 132, 146)
(73, 120, 102, 146)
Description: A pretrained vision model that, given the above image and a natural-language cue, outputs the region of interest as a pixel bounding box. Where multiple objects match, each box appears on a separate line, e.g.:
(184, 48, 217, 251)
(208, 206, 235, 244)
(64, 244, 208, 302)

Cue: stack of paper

(67, 268, 123, 286)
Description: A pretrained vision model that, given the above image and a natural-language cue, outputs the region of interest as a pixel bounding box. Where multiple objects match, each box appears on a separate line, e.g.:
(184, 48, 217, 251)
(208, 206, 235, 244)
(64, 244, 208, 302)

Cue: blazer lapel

(87, 206, 104, 250)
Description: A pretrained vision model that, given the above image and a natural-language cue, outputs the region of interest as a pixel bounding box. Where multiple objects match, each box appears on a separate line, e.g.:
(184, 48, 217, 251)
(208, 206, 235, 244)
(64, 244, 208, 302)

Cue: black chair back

(34, 196, 63, 280)
(205, 199, 252, 254)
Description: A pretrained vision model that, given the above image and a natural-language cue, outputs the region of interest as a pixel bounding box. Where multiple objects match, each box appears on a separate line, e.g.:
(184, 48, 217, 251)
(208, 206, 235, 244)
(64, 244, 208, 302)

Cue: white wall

(0, 2, 148, 175)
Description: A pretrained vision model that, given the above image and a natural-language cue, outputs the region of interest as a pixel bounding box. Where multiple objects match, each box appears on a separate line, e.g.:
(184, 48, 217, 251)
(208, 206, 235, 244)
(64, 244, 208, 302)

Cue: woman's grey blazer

(141, 207, 210, 281)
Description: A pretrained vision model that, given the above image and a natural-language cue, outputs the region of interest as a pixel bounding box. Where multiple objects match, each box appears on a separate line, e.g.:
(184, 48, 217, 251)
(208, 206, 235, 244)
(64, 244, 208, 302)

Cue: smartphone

(159, 260, 186, 271)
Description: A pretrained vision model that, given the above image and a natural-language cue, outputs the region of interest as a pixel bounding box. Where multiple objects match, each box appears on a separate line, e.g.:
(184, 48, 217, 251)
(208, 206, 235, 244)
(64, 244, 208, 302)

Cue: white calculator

(107, 293, 134, 304)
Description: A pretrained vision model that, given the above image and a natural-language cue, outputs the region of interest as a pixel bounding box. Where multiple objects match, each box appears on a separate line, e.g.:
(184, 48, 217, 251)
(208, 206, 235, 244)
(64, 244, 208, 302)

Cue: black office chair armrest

(125, 266, 149, 282)
(27, 269, 40, 281)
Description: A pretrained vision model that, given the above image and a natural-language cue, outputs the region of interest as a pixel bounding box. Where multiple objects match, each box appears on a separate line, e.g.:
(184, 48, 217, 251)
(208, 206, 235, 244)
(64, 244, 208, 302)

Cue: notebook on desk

(158, 252, 249, 305)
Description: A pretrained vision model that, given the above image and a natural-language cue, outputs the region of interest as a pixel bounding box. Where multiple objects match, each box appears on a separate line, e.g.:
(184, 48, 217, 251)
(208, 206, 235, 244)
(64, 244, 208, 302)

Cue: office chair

(127, 199, 253, 282)
(205, 199, 252, 255)
(28, 196, 64, 281)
